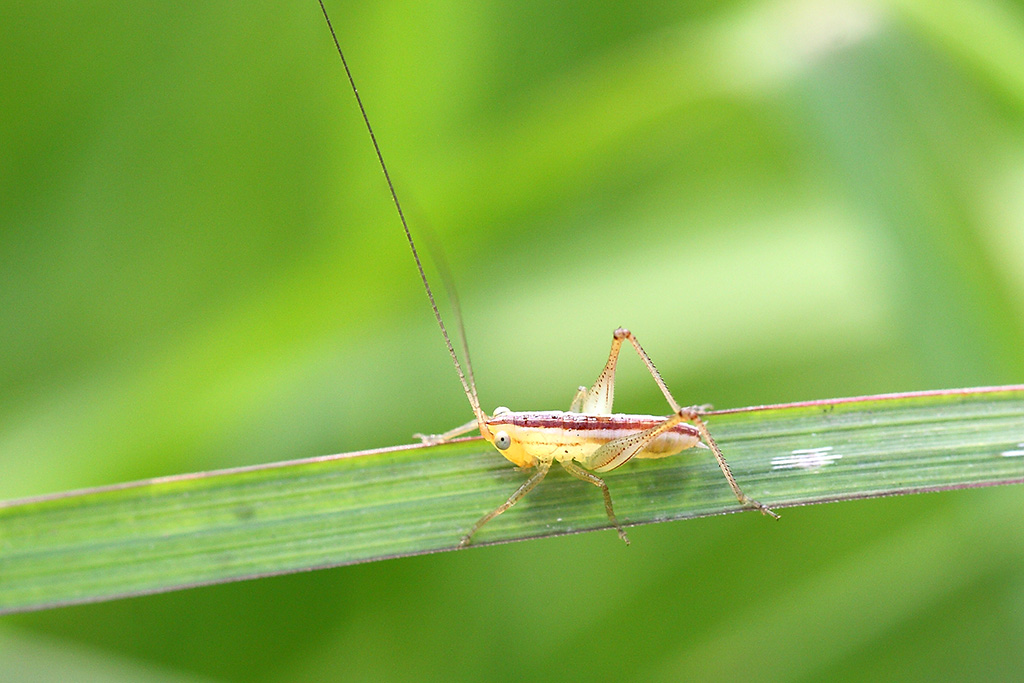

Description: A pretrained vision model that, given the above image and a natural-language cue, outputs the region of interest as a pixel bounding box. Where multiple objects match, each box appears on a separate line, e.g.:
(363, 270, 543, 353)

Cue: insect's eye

(493, 406, 511, 416)
(494, 431, 511, 450)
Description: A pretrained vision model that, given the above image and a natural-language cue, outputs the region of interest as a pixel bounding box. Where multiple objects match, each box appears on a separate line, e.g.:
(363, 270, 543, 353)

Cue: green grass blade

(2, 385, 1023, 614)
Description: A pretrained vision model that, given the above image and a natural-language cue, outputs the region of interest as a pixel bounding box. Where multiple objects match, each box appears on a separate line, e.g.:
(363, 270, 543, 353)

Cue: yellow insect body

(482, 410, 701, 470)
(424, 328, 777, 546)
(318, 2, 776, 547)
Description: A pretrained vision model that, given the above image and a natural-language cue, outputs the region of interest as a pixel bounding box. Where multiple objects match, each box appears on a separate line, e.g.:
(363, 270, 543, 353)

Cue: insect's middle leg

(560, 460, 629, 545)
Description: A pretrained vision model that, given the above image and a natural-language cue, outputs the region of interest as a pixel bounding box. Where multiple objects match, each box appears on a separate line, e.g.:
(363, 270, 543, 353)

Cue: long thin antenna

(318, 0, 485, 424)
(418, 227, 477, 406)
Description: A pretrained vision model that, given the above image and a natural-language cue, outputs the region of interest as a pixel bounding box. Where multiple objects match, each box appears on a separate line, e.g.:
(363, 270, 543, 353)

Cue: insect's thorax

(484, 410, 701, 468)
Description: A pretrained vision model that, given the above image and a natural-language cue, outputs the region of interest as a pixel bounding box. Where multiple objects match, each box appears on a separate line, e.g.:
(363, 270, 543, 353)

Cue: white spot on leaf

(1000, 443, 1024, 457)
(772, 446, 842, 471)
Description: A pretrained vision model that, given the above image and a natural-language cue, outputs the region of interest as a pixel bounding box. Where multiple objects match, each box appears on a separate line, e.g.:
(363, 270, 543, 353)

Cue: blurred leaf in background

(2, 0, 1024, 681)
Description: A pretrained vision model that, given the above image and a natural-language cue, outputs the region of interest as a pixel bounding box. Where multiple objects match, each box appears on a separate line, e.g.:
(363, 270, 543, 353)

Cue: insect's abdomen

(490, 411, 701, 467)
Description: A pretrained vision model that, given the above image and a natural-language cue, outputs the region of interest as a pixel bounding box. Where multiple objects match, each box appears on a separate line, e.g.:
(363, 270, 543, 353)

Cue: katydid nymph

(318, 2, 778, 547)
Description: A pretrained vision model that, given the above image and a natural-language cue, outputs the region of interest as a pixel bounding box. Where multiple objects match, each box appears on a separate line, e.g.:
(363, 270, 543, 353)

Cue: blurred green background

(3, 0, 1024, 680)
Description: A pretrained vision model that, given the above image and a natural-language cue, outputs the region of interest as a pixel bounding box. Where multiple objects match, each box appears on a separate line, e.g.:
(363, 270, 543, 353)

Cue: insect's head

(481, 406, 533, 468)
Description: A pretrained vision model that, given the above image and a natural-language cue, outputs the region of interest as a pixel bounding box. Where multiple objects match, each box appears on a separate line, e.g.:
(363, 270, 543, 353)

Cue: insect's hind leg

(572, 331, 629, 414)
(617, 328, 778, 519)
(679, 407, 779, 519)
(573, 326, 690, 415)
(614, 328, 683, 413)
(560, 460, 630, 545)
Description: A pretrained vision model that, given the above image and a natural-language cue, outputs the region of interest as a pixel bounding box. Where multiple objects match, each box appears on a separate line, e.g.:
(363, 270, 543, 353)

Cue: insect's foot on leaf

(414, 432, 445, 446)
(737, 493, 779, 519)
(751, 500, 780, 519)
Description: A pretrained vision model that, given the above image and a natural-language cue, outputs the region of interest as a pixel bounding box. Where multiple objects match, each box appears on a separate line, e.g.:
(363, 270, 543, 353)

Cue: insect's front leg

(414, 417, 479, 446)
(459, 459, 552, 547)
